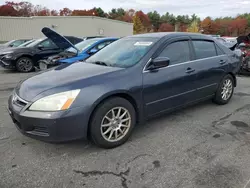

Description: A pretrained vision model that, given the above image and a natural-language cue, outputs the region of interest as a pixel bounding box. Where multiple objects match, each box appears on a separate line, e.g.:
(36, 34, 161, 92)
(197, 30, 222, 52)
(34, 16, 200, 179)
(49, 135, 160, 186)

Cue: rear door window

(158, 40, 191, 65)
(192, 40, 217, 59)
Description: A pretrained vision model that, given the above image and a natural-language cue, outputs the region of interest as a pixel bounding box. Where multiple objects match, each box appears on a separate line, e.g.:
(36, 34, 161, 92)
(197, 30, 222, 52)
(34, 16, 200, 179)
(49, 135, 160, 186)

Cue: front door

(34, 39, 61, 62)
(143, 37, 199, 117)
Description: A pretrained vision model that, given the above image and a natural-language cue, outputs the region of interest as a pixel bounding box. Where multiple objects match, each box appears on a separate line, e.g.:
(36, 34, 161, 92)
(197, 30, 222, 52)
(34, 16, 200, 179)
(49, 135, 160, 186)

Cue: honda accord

(8, 32, 241, 148)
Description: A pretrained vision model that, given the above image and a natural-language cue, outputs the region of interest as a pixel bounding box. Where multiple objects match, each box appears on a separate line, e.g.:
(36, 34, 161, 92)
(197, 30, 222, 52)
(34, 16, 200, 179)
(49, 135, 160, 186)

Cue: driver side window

(39, 39, 57, 49)
(158, 41, 190, 65)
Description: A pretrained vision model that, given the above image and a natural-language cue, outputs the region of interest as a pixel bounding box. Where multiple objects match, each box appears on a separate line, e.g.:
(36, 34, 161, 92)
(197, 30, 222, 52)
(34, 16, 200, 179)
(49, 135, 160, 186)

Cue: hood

(235, 33, 250, 44)
(228, 33, 250, 51)
(0, 47, 33, 54)
(16, 62, 122, 101)
(41, 27, 79, 52)
(0, 45, 8, 50)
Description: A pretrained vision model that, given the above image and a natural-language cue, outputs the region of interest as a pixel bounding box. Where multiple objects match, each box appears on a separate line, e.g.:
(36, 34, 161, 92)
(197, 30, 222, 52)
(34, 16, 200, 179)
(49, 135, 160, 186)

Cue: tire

(213, 74, 234, 105)
(16, 57, 34, 73)
(90, 97, 136, 149)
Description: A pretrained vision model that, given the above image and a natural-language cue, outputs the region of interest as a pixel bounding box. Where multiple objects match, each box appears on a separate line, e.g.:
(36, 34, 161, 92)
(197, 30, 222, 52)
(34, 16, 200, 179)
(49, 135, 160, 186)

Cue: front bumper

(0, 58, 15, 69)
(8, 94, 89, 142)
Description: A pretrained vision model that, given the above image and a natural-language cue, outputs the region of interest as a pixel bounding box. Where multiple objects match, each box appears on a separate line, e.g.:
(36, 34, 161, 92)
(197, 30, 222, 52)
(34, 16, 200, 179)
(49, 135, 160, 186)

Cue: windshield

(19, 40, 35, 47)
(26, 38, 44, 47)
(85, 37, 158, 68)
(66, 38, 100, 53)
(2, 40, 14, 46)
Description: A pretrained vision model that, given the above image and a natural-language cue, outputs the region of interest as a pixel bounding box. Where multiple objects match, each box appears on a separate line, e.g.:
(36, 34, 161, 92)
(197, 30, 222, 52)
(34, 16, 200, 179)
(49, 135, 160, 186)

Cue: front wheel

(16, 57, 34, 73)
(90, 97, 136, 149)
(213, 74, 234, 105)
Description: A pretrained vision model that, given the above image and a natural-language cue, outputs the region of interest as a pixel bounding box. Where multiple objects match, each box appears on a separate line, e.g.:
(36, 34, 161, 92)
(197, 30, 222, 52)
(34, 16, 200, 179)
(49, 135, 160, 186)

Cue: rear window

(193, 40, 217, 59)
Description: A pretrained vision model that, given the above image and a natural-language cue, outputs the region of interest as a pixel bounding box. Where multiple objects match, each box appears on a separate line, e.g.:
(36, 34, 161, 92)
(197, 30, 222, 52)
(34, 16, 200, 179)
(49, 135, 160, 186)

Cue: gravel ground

(1, 68, 250, 188)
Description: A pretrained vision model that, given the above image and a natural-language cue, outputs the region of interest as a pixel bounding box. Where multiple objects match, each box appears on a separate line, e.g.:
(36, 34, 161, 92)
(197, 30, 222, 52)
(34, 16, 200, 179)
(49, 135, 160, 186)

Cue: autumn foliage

(0, 1, 250, 36)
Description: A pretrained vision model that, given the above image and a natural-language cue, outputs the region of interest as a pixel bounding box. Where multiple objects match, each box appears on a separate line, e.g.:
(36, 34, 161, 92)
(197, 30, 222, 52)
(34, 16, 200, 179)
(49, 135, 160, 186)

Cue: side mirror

(88, 48, 98, 55)
(148, 57, 170, 71)
(9, 44, 14, 47)
(37, 44, 44, 50)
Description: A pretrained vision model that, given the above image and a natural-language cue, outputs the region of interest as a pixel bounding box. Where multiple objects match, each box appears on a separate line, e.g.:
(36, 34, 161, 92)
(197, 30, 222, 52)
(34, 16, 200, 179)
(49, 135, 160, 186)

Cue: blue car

(38, 29, 118, 70)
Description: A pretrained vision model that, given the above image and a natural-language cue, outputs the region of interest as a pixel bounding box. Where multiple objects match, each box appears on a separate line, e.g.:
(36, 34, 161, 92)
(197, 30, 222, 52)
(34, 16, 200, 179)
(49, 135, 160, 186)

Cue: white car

(223, 37, 237, 43)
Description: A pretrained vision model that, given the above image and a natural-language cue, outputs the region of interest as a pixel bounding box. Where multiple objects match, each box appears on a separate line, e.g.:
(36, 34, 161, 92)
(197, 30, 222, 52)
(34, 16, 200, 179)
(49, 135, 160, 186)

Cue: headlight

(4, 53, 13, 58)
(29, 89, 80, 111)
(1, 51, 13, 55)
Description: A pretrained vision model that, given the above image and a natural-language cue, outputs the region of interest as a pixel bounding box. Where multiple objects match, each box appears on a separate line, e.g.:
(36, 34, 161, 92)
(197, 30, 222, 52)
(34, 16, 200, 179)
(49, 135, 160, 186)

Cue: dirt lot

(1, 67, 250, 188)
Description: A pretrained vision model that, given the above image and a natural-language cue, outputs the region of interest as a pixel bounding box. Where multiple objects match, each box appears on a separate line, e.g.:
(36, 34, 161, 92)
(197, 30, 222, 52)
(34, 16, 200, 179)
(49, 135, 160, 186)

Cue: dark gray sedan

(8, 32, 241, 148)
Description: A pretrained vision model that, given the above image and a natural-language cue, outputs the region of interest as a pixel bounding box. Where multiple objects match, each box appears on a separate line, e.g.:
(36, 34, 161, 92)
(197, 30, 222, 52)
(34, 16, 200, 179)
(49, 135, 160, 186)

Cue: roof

(129, 32, 212, 39)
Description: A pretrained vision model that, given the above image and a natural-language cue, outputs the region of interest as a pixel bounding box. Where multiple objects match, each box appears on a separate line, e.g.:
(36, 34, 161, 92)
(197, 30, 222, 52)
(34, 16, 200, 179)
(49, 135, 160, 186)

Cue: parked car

(223, 37, 237, 44)
(0, 39, 31, 50)
(234, 33, 250, 74)
(38, 37, 118, 70)
(214, 37, 237, 48)
(8, 32, 241, 148)
(83, 36, 105, 40)
(0, 31, 83, 72)
(0, 39, 37, 54)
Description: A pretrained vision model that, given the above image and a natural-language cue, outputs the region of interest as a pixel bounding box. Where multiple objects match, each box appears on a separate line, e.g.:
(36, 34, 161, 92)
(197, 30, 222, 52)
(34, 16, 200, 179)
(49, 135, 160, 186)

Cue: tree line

(0, 1, 250, 36)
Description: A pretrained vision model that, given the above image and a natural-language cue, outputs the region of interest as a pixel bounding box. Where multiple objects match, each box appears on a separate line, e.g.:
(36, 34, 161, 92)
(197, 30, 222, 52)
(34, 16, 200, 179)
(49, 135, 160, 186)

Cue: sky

(0, 0, 250, 18)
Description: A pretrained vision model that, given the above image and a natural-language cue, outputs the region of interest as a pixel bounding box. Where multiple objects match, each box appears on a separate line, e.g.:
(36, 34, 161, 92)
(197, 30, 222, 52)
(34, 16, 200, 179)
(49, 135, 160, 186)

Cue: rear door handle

(185, 67, 195, 74)
(220, 60, 227, 65)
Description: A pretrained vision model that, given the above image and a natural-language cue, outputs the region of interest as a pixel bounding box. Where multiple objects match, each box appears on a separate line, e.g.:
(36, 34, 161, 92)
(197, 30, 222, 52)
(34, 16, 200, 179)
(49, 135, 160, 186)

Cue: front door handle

(186, 67, 195, 74)
(220, 60, 227, 65)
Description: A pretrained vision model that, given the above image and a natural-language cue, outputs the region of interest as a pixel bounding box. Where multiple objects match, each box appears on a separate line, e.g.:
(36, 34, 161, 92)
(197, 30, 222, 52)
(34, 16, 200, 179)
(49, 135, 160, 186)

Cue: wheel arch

(15, 54, 34, 66)
(16, 54, 33, 60)
(87, 92, 140, 138)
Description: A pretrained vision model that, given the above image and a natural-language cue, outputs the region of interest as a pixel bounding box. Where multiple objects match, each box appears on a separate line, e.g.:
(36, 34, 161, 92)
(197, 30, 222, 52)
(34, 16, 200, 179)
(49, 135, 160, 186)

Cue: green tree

(147, 11, 160, 31)
(94, 7, 106, 17)
(133, 15, 145, 34)
(108, 8, 125, 20)
(160, 12, 175, 25)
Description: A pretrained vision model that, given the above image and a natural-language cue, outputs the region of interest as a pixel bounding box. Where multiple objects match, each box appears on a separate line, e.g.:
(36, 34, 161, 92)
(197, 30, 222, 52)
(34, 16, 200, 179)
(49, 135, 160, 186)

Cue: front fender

(13, 53, 34, 60)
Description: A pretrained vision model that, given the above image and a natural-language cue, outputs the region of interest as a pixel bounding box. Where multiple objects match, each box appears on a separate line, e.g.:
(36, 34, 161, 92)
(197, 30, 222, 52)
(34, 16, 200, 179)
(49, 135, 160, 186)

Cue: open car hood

(41, 27, 79, 52)
(228, 33, 250, 51)
(236, 33, 250, 44)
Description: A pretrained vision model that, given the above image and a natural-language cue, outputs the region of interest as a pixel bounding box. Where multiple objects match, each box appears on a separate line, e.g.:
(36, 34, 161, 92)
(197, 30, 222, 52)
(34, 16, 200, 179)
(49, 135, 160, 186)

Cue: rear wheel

(90, 97, 136, 149)
(213, 74, 234, 105)
(16, 57, 34, 72)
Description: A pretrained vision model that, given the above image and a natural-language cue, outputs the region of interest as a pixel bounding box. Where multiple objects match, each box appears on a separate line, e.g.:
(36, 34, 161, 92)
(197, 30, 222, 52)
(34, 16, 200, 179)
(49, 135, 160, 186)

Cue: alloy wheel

(17, 58, 33, 72)
(221, 78, 233, 101)
(100, 107, 131, 142)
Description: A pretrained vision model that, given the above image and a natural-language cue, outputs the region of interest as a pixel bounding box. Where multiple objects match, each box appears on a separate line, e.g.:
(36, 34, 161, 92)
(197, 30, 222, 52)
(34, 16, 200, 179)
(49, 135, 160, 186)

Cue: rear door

(143, 36, 199, 116)
(190, 38, 229, 97)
